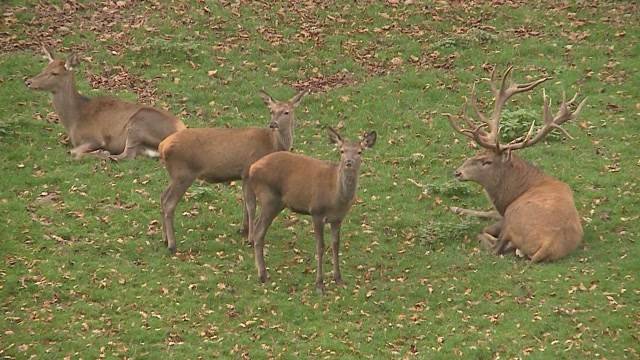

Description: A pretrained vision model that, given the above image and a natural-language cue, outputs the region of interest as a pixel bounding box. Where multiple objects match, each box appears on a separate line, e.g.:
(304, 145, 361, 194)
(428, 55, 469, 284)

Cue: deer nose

(454, 170, 463, 179)
(269, 121, 278, 129)
(25, 79, 32, 88)
(345, 160, 354, 168)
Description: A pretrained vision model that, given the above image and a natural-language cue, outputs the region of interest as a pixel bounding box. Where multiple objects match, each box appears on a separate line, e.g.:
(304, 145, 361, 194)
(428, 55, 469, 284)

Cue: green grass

(1, 1, 639, 358)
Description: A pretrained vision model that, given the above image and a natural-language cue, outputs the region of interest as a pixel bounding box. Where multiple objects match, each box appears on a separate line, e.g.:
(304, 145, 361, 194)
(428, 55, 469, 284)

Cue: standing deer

(446, 66, 586, 262)
(25, 47, 185, 160)
(159, 89, 307, 253)
(246, 127, 377, 293)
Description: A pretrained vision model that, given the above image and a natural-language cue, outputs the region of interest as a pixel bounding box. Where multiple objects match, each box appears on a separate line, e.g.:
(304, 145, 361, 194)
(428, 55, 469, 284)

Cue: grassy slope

(0, 1, 638, 359)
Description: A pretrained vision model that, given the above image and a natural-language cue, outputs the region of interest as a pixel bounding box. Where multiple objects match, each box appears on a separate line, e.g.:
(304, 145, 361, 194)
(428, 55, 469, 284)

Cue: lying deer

(446, 66, 586, 262)
(246, 127, 377, 293)
(159, 89, 307, 253)
(25, 47, 185, 160)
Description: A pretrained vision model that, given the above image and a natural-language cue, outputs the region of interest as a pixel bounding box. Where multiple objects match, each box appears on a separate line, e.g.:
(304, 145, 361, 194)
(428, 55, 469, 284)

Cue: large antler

(447, 66, 584, 153)
(501, 90, 587, 152)
(486, 66, 549, 147)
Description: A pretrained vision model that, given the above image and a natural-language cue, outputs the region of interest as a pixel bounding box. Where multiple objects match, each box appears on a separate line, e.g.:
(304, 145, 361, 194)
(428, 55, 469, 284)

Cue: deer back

(160, 127, 277, 182)
(249, 152, 340, 215)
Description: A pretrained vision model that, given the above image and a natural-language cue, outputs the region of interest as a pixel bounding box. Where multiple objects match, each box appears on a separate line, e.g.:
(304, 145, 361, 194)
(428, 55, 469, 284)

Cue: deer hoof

(167, 244, 177, 254)
(334, 276, 344, 286)
(315, 283, 325, 295)
(259, 272, 268, 284)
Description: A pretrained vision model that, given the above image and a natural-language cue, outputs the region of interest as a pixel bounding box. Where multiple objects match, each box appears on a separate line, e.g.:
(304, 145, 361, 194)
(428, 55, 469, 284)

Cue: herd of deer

(26, 48, 586, 293)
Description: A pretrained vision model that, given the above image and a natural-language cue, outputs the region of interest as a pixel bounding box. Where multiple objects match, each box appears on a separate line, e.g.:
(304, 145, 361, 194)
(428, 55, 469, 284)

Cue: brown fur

(454, 151, 583, 262)
(159, 89, 307, 253)
(26, 50, 185, 159)
(246, 128, 376, 293)
(449, 67, 585, 262)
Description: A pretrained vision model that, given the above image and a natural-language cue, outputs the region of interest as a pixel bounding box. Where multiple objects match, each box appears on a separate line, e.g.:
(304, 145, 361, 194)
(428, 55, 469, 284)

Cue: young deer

(25, 47, 185, 160)
(446, 66, 586, 262)
(246, 128, 377, 293)
(159, 89, 307, 253)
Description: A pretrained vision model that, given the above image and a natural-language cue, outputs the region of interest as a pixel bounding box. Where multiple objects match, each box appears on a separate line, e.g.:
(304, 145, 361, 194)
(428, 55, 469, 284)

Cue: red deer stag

(246, 127, 377, 293)
(25, 47, 185, 160)
(446, 66, 586, 262)
(159, 89, 307, 253)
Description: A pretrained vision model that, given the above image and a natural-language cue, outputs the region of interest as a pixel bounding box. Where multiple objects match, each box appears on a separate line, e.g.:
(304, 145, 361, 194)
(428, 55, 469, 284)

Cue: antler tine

(41, 45, 54, 62)
(468, 87, 488, 125)
(503, 89, 586, 152)
(444, 113, 474, 140)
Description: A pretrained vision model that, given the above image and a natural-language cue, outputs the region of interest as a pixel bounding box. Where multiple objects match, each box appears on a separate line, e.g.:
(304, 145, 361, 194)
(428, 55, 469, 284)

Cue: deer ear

(259, 89, 275, 107)
(361, 131, 377, 149)
(327, 127, 343, 145)
(65, 53, 79, 70)
(42, 46, 55, 62)
(290, 88, 308, 107)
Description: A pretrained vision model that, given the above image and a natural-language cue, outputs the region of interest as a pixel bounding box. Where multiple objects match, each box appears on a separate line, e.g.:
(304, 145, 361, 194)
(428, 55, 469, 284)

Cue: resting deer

(159, 89, 307, 253)
(25, 47, 185, 160)
(246, 127, 377, 293)
(446, 66, 586, 262)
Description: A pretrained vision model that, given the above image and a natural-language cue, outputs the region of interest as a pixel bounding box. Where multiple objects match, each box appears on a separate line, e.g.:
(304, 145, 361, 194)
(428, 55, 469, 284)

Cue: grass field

(1, 1, 639, 358)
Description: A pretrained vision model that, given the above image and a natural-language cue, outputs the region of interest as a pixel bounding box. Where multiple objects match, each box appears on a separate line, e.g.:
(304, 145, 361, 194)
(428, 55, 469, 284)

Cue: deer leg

(252, 198, 283, 284)
(312, 215, 326, 295)
(477, 232, 498, 250)
(113, 108, 177, 160)
(330, 221, 344, 286)
(484, 220, 503, 237)
(110, 128, 143, 161)
(450, 206, 502, 220)
(243, 179, 257, 245)
(161, 176, 194, 253)
(476, 220, 503, 250)
(494, 234, 512, 255)
(69, 141, 109, 160)
(530, 244, 550, 263)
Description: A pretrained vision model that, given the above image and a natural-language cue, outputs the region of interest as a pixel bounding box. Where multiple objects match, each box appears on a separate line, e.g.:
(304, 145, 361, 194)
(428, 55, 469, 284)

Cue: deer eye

(357, 150, 362, 155)
(340, 150, 344, 154)
(284, 111, 289, 115)
(481, 160, 492, 166)
(51, 72, 59, 76)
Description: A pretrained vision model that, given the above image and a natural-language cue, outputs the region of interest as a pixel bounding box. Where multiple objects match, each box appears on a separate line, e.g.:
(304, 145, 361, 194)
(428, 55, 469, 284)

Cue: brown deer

(159, 89, 307, 253)
(446, 66, 586, 262)
(245, 127, 377, 293)
(25, 47, 185, 160)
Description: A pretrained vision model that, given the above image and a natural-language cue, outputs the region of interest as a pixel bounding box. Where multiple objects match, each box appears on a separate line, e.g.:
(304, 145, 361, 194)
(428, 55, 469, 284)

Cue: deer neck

(486, 156, 547, 215)
(51, 75, 87, 131)
(272, 124, 293, 151)
(335, 164, 359, 204)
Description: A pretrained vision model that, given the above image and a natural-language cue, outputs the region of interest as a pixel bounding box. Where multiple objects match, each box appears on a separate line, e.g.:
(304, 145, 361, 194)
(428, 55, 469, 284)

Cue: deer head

(25, 47, 79, 92)
(446, 66, 586, 187)
(327, 127, 377, 172)
(259, 89, 307, 130)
